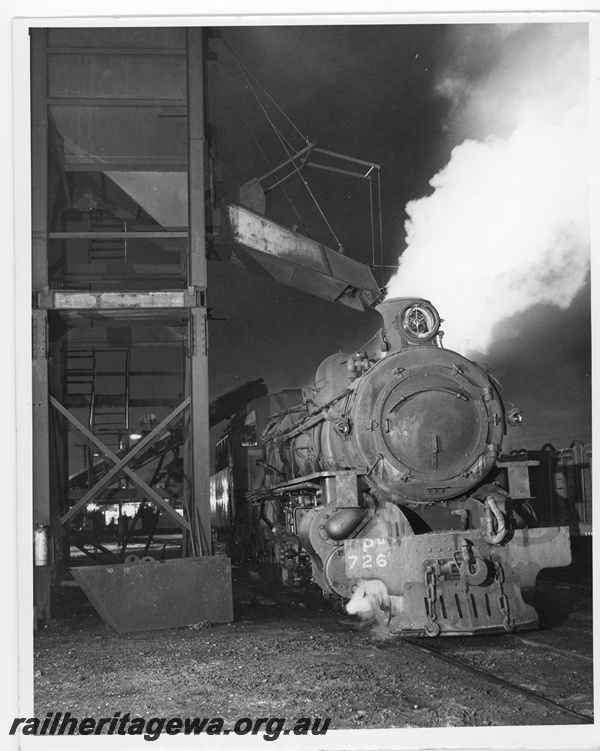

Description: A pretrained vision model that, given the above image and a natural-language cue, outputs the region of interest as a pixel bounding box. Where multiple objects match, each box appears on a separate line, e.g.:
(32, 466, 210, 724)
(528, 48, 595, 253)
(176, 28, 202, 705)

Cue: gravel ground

(33, 572, 593, 734)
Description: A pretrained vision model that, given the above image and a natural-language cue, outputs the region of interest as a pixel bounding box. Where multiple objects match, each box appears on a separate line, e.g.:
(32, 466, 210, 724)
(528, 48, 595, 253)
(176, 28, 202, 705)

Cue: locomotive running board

(71, 556, 233, 633)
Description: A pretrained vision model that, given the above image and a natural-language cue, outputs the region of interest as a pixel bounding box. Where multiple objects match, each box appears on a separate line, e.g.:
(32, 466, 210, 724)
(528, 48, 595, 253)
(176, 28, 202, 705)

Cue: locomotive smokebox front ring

(351, 347, 505, 501)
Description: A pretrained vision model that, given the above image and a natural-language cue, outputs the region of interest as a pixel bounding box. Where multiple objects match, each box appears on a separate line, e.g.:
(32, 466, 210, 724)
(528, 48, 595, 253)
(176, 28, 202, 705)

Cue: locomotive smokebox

(376, 297, 441, 351)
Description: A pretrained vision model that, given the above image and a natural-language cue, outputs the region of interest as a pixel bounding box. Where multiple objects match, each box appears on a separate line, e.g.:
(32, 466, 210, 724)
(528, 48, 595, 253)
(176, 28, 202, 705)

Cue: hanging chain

(424, 563, 441, 637)
(493, 557, 515, 632)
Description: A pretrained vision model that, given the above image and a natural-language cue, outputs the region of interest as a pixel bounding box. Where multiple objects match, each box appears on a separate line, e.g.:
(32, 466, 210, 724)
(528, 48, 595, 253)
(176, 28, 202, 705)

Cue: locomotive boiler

(211, 297, 572, 636)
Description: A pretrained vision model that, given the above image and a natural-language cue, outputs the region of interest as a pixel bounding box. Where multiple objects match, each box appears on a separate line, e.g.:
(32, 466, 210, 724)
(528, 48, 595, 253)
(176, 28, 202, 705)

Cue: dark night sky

(201, 23, 591, 452)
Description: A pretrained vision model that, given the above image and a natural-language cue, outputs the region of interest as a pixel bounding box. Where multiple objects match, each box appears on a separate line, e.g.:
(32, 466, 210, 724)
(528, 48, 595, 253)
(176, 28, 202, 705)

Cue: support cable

(217, 36, 345, 252)
(211, 59, 312, 236)
(243, 67, 308, 143)
(368, 176, 376, 272)
(218, 32, 308, 144)
(235, 65, 299, 166)
(377, 168, 384, 287)
(218, 51, 298, 155)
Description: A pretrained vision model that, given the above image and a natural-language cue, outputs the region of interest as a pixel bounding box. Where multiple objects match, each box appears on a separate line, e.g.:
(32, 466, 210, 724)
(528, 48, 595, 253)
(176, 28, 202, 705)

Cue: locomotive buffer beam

(345, 528, 571, 636)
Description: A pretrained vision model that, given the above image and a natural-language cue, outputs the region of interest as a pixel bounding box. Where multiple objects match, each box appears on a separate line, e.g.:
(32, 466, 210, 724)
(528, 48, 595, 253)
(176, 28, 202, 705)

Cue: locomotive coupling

(458, 538, 491, 587)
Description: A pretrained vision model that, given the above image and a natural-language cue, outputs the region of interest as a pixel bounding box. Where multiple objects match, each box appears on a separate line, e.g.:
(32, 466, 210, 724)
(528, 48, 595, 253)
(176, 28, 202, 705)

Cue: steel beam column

(185, 28, 212, 555)
(31, 28, 52, 626)
(31, 29, 48, 293)
(187, 27, 207, 291)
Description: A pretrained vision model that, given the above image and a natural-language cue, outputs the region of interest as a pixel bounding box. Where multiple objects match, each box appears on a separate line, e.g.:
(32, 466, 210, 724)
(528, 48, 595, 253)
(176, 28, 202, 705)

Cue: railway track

(403, 637, 594, 724)
(402, 576, 594, 724)
(512, 635, 593, 665)
(243, 570, 594, 724)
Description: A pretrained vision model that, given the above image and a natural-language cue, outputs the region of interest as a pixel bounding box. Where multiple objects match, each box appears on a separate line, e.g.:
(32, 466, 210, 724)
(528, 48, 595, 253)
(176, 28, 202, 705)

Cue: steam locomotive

(210, 297, 572, 636)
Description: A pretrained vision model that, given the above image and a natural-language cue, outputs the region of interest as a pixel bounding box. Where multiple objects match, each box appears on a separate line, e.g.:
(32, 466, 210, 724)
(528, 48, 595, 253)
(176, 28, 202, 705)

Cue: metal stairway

(65, 347, 131, 460)
(89, 209, 127, 264)
(91, 349, 131, 453)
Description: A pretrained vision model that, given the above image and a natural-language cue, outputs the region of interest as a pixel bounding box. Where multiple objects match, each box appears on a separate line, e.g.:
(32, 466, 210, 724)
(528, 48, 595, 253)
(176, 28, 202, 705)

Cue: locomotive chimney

(375, 297, 441, 351)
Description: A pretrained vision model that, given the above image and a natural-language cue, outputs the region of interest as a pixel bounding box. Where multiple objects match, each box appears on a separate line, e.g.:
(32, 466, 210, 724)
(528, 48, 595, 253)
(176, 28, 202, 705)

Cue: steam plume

(346, 579, 391, 617)
(386, 24, 590, 354)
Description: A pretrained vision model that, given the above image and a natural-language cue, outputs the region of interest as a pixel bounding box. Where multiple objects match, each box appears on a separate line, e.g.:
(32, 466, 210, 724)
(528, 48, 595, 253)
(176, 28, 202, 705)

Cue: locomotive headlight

(507, 407, 523, 427)
(399, 302, 440, 343)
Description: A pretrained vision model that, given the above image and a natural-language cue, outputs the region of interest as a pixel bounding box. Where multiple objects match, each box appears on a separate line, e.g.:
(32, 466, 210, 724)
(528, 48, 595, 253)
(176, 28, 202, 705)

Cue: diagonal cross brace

(53, 397, 190, 529)
(51, 396, 191, 530)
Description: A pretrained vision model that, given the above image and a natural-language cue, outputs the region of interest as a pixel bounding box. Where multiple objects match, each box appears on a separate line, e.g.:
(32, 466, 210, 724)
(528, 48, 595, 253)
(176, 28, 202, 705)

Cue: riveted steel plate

(225, 203, 381, 311)
(71, 556, 233, 632)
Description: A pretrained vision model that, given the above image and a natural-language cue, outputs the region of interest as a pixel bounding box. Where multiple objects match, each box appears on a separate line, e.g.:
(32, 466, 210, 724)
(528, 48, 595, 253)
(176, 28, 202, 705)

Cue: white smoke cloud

(345, 579, 399, 639)
(386, 24, 590, 354)
(346, 579, 391, 617)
